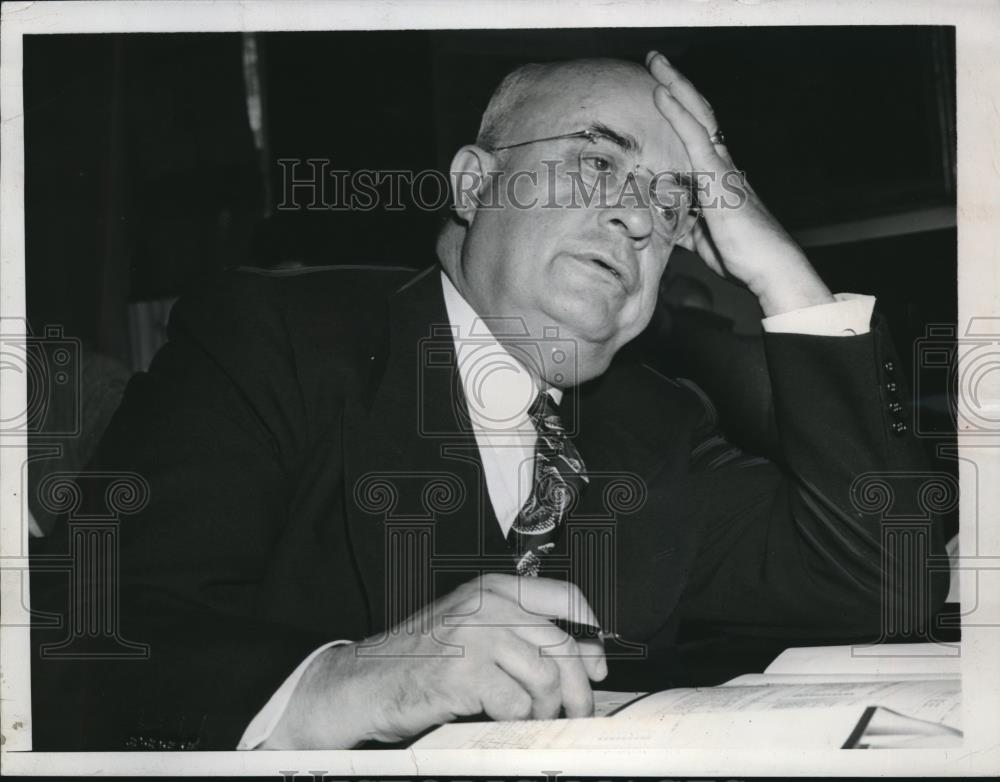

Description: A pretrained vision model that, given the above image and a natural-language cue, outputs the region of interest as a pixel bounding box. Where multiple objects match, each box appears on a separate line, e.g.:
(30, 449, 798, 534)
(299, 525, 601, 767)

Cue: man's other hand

(645, 50, 834, 318)
(261, 574, 608, 748)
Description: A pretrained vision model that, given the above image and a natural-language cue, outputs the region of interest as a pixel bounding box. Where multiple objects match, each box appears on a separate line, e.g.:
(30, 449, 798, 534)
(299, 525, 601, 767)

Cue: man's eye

(653, 204, 680, 223)
(582, 154, 615, 174)
(652, 188, 692, 212)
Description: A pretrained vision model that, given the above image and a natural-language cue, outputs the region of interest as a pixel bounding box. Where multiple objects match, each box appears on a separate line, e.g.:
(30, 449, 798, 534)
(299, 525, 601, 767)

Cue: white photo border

(2, 0, 998, 776)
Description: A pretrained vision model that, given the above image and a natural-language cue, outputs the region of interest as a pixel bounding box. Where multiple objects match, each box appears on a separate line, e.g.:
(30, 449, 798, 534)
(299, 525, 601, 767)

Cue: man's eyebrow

(588, 122, 641, 154)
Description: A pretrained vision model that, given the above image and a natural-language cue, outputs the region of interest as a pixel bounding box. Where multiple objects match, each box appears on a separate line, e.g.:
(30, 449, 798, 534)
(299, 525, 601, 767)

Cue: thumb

(478, 574, 601, 628)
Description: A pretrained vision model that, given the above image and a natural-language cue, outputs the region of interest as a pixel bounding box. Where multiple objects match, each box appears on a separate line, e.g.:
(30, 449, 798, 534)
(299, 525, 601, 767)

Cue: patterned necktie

(507, 391, 589, 576)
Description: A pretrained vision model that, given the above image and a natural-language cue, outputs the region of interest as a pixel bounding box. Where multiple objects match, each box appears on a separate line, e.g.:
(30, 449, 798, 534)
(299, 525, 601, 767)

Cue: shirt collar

(439, 270, 562, 433)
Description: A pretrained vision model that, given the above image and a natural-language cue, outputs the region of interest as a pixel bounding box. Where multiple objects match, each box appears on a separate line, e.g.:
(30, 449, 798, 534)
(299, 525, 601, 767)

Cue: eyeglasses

(491, 128, 701, 243)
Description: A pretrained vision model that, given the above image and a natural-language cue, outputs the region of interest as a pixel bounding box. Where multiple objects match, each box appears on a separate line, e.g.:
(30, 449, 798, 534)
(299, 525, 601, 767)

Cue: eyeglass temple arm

(490, 129, 598, 152)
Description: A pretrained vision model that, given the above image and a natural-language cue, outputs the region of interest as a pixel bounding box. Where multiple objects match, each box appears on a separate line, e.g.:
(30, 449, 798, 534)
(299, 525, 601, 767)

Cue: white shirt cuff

(760, 293, 876, 337)
(237, 639, 353, 750)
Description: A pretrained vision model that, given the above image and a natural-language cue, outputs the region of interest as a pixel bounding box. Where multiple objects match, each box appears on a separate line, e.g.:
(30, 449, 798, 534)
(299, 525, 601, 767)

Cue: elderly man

(32, 53, 946, 750)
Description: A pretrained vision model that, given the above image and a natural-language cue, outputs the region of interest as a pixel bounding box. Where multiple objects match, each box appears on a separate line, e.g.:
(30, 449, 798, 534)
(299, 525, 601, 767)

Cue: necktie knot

(529, 390, 557, 425)
(530, 390, 568, 443)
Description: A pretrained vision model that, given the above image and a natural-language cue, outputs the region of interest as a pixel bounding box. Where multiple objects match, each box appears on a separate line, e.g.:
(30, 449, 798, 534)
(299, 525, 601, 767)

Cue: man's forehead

(516, 60, 651, 119)
(512, 60, 689, 169)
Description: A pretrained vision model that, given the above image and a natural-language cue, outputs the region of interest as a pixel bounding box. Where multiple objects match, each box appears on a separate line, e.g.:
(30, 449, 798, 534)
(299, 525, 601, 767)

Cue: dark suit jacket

(31, 264, 948, 750)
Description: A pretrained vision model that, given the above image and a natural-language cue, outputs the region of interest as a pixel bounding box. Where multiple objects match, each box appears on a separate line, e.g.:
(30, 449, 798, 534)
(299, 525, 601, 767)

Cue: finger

(454, 594, 597, 718)
(653, 85, 723, 171)
(646, 51, 717, 137)
(476, 573, 600, 629)
(576, 637, 609, 683)
(513, 619, 607, 686)
(540, 634, 596, 718)
(466, 582, 608, 682)
(449, 577, 607, 689)
(500, 614, 601, 718)
(492, 631, 564, 719)
(477, 665, 534, 722)
(498, 617, 595, 718)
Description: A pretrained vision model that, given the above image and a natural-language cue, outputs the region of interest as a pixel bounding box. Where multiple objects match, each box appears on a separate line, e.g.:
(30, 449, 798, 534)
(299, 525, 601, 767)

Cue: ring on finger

(709, 130, 726, 146)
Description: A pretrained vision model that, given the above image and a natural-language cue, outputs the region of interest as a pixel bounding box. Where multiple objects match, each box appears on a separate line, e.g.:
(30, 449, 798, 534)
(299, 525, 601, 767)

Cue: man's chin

(546, 306, 618, 345)
(539, 306, 628, 383)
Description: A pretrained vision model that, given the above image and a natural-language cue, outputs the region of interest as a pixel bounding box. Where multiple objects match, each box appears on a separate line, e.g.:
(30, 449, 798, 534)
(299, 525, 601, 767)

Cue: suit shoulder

(235, 263, 419, 297)
(613, 359, 713, 423)
(580, 357, 713, 451)
(170, 264, 419, 340)
(156, 264, 425, 445)
(168, 262, 423, 377)
(191, 264, 416, 312)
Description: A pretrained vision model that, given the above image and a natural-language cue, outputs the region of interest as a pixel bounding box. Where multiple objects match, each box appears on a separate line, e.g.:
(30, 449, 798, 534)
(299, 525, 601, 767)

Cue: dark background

(22, 27, 958, 535)
(24, 27, 956, 344)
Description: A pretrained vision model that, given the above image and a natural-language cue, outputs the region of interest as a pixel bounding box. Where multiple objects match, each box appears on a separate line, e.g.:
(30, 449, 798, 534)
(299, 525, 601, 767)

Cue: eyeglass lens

(574, 136, 699, 241)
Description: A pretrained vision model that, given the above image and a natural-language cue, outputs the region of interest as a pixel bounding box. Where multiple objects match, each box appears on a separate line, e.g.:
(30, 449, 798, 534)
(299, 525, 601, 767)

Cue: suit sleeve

(676, 314, 949, 641)
(31, 271, 331, 750)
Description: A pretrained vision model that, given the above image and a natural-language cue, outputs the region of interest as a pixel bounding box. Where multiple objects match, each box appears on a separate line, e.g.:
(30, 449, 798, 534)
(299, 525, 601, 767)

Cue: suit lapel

(573, 361, 675, 486)
(343, 267, 502, 635)
(566, 361, 692, 640)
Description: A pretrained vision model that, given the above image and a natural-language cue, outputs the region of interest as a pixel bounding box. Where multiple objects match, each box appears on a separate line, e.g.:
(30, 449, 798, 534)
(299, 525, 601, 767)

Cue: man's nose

(597, 196, 654, 247)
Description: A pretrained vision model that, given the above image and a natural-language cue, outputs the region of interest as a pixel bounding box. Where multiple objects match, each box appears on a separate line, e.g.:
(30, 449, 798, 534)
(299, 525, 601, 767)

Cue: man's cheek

(623, 287, 660, 334)
(504, 169, 541, 210)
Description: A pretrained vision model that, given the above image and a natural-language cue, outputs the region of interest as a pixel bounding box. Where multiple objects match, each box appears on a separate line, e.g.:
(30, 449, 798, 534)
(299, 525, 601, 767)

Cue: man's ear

(449, 144, 497, 224)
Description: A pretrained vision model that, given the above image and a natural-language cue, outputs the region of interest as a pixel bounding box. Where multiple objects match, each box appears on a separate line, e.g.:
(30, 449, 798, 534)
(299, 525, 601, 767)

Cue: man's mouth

(572, 252, 632, 291)
(592, 257, 621, 279)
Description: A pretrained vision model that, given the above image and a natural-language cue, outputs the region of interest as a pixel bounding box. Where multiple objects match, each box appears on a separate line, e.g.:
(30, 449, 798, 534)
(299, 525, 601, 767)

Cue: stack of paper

(413, 642, 962, 749)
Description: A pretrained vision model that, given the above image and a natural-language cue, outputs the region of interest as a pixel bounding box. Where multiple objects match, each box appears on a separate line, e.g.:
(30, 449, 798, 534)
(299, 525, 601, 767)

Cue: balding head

(476, 59, 654, 152)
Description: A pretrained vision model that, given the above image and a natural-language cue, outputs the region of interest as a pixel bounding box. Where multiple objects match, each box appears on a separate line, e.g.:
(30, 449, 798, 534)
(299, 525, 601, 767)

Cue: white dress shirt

(238, 270, 876, 749)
